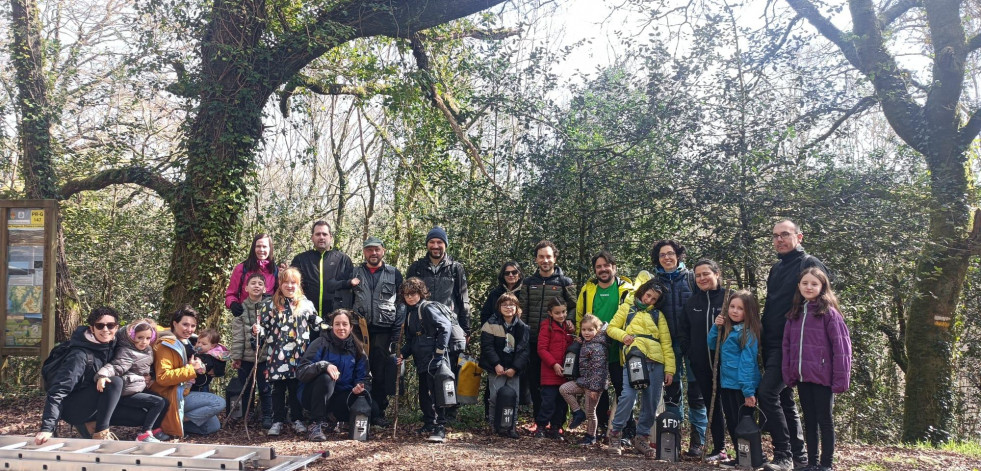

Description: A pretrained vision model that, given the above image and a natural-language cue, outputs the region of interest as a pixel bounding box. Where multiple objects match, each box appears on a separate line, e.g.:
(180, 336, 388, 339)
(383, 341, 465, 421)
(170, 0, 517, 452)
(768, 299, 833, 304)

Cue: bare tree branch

(959, 107, 981, 150)
(801, 96, 878, 151)
(59, 167, 176, 202)
(969, 33, 981, 53)
(878, 0, 921, 28)
(785, 0, 861, 65)
(278, 75, 386, 117)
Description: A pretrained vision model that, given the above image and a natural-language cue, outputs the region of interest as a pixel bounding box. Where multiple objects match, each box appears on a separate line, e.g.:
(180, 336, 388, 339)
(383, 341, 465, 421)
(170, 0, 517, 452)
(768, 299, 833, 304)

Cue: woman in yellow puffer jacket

(605, 271, 675, 458)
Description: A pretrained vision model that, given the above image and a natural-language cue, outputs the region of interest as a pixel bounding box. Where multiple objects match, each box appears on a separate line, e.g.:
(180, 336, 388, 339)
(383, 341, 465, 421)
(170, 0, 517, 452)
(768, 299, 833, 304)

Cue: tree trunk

(10, 0, 82, 340)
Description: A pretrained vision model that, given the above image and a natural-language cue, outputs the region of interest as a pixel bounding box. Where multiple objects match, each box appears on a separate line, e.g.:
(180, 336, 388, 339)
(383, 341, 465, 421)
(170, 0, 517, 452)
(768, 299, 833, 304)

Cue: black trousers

(719, 388, 755, 448)
(693, 363, 727, 455)
(536, 385, 567, 429)
(301, 373, 361, 422)
(61, 377, 166, 434)
(237, 361, 272, 420)
(417, 369, 446, 426)
(368, 331, 393, 413)
(523, 337, 542, 417)
(797, 382, 835, 467)
(271, 378, 303, 423)
(759, 347, 805, 458)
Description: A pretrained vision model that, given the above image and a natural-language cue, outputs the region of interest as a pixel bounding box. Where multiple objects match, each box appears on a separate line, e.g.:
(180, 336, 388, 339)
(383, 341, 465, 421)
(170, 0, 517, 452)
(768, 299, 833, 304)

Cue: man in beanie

(351, 236, 404, 424)
(406, 227, 472, 421)
(291, 221, 356, 315)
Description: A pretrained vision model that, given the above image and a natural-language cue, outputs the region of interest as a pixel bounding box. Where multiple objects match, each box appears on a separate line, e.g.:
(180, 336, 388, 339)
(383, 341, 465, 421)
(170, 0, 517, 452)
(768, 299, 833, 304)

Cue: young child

(95, 319, 168, 442)
(536, 297, 575, 440)
(782, 268, 852, 471)
(232, 272, 274, 428)
(259, 267, 322, 436)
(479, 292, 529, 439)
(606, 272, 674, 458)
(191, 329, 229, 393)
(707, 291, 762, 464)
(398, 277, 453, 443)
(559, 313, 608, 446)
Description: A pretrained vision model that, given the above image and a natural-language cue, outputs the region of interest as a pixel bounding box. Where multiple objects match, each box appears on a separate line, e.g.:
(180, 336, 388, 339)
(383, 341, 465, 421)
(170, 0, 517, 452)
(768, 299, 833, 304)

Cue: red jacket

(538, 318, 574, 386)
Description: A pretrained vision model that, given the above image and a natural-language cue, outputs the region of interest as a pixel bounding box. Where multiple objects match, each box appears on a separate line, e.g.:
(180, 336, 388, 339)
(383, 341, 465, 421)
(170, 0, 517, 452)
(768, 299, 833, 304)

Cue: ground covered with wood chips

(1, 395, 978, 470)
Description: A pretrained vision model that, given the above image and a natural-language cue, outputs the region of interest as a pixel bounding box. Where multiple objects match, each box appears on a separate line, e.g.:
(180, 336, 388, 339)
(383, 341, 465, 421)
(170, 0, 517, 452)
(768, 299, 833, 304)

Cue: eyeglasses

(772, 232, 797, 241)
(658, 251, 677, 259)
(503, 270, 520, 276)
(94, 322, 118, 331)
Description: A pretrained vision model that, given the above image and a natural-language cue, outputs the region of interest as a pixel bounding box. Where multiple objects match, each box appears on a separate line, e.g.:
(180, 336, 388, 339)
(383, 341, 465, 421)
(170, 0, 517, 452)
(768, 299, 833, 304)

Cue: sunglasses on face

(94, 322, 118, 331)
(504, 270, 520, 276)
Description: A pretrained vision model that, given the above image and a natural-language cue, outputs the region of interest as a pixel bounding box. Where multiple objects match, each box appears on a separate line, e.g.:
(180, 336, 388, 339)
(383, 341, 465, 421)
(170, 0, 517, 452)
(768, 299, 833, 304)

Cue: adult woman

(225, 233, 277, 316)
(297, 309, 370, 441)
(37, 307, 156, 444)
(651, 239, 708, 456)
(678, 259, 734, 462)
(479, 262, 524, 325)
(150, 305, 225, 437)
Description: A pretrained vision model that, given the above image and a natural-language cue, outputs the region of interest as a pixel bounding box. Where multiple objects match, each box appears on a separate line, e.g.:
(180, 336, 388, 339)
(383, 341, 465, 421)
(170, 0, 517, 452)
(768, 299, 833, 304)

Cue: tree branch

(785, 0, 861, 66)
(801, 96, 878, 151)
(278, 75, 387, 117)
(968, 33, 981, 53)
(59, 166, 176, 202)
(959, 107, 981, 150)
(878, 323, 908, 373)
(878, 0, 921, 28)
(418, 27, 521, 41)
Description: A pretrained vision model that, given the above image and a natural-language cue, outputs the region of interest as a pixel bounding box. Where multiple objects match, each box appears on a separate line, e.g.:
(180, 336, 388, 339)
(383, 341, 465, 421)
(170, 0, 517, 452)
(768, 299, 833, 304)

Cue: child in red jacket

(536, 297, 575, 439)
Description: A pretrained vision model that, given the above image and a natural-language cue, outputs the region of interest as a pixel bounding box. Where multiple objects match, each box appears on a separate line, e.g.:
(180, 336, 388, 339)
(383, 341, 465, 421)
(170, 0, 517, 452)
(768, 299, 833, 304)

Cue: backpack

(418, 300, 467, 353)
(41, 341, 95, 391)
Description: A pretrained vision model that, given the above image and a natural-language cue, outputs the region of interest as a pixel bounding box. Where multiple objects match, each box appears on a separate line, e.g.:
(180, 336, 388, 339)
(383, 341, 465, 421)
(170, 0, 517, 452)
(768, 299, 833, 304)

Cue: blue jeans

(183, 391, 225, 435)
(612, 360, 664, 437)
(664, 347, 708, 445)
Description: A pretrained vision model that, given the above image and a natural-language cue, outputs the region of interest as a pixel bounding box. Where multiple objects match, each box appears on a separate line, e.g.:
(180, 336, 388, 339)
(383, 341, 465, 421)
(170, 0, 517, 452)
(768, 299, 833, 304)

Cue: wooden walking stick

(392, 321, 406, 439)
(703, 282, 732, 462)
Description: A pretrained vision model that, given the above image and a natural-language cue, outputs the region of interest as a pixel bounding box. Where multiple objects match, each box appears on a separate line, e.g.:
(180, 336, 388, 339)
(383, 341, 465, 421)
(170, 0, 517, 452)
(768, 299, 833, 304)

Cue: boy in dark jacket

(479, 292, 529, 438)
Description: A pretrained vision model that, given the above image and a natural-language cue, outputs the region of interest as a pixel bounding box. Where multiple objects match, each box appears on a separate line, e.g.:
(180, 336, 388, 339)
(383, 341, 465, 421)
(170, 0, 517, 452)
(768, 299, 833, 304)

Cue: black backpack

(41, 341, 94, 391)
(418, 300, 467, 353)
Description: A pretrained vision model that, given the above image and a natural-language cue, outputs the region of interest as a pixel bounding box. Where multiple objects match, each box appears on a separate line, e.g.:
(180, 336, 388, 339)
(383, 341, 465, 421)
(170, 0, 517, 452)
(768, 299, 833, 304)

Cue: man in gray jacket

(351, 236, 404, 424)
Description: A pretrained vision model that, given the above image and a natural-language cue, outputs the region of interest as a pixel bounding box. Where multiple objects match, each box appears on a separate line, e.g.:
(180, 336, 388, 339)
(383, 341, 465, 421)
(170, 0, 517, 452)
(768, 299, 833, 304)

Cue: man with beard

(291, 221, 357, 315)
(351, 236, 404, 425)
(521, 240, 577, 428)
(406, 227, 472, 421)
(575, 250, 633, 440)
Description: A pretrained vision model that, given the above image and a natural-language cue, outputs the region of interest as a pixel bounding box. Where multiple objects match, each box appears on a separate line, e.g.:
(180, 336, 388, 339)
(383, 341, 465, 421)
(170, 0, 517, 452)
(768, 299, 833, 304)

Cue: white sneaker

(267, 422, 283, 436)
(292, 420, 307, 433)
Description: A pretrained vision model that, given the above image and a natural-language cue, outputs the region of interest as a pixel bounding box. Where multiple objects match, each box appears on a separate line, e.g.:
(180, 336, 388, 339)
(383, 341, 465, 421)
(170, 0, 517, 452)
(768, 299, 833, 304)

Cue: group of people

(36, 218, 852, 471)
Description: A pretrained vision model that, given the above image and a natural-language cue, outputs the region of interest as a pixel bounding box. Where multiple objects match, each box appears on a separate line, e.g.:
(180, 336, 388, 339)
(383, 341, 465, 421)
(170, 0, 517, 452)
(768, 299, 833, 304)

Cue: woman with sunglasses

(37, 307, 155, 444)
(479, 262, 524, 419)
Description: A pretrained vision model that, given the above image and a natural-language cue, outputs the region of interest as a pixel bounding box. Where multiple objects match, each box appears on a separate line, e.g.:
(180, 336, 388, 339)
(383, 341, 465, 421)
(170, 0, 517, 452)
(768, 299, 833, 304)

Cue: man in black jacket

(291, 221, 357, 316)
(406, 226, 471, 420)
(520, 240, 577, 426)
(351, 236, 404, 423)
(761, 219, 830, 471)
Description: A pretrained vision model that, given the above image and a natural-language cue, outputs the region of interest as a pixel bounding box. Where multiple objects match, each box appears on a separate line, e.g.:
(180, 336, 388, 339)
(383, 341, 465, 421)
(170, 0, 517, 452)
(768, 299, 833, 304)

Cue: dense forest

(2, 0, 980, 446)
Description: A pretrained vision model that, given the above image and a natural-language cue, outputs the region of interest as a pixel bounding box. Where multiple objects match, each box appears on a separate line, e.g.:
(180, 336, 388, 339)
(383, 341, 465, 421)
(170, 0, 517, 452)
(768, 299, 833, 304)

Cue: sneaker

(720, 458, 739, 467)
(261, 416, 274, 430)
(307, 422, 327, 442)
(533, 429, 546, 438)
(152, 428, 171, 441)
(706, 450, 729, 462)
(266, 422, 283, 436)
(633, 434, 654, 458)
(427, 425, 446, 443)
(794, 455, 810, 469)
(546, 428, 564, 441)
(568, 410, 587, 429)
(292, 420, 307, 433)
(135, 432, 161, 443)
(684, 445, 704, 457)
(608, 431, 622, 455)
(764, 454, 794, 471)
(579, 435, 597, 446)
(416, 424, 435, 436)
(522, 422, 538, 433)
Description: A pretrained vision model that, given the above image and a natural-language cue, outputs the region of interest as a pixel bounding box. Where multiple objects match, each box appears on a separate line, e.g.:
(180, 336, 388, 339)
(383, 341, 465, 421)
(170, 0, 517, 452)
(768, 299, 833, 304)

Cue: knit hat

(426, 226, 448, 245)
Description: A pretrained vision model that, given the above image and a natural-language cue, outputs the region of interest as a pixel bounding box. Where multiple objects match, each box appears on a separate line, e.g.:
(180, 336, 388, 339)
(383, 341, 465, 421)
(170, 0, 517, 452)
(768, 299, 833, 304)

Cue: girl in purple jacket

(782, 267, 852, 471)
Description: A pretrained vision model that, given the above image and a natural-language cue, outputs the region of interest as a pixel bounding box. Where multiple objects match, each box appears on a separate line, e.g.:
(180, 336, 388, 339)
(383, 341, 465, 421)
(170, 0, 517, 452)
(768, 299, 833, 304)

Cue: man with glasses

(761, 219, 830, 471)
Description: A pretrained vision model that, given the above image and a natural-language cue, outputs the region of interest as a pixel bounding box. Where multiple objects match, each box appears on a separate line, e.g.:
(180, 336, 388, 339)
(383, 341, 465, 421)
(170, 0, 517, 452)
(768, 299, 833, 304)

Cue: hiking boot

(579, 435, 597, 446)
(261, 416, 274, 430)
(91, 428, 118, 440)
(794, 454, 810, 469)
(684, 444, 704, 458)
(706, 450, 729, 462)
(152, 428, 171, 441)
(292, 420, 307, 433)
(634, 434, 654, 458)
(568, 409, 587, 429)
(307, 422, 327, 442)
(764, 453, 794, 471)
(427, 425, 446, 443)
(608, 431, 622, 455)
(266, 422, 283, 436)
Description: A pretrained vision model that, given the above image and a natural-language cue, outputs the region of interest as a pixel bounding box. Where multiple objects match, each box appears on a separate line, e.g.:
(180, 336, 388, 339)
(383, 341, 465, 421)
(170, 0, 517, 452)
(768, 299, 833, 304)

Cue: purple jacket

(781, 302, 852, 393)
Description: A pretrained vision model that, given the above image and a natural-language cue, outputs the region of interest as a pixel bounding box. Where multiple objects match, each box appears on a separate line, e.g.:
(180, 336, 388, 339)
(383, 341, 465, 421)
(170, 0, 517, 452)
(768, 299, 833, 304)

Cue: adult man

(575, 250, 632, 439)
(406, 227, 471, 419)
(761, 219, 830, 471)
(521, 240, 577, 425)
(652, 239, 708, 457)
(291, 221, 356, 316)
(351, 236, 404, 425)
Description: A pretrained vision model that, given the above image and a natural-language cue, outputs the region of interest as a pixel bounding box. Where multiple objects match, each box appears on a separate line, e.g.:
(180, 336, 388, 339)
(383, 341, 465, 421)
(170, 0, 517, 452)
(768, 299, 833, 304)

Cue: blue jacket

(297, 330, 369, 394)
(708, 323, 761, 398)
